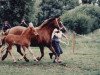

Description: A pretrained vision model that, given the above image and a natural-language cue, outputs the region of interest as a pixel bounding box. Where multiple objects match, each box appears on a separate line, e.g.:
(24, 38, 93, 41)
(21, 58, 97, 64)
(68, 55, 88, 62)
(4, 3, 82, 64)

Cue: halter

(55, 18, 60, 29)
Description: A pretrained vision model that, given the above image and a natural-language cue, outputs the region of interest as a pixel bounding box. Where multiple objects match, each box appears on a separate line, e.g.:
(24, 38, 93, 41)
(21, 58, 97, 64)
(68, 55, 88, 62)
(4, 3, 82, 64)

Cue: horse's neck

(21, 30, 31, 41)
(39, 24, 55, 38)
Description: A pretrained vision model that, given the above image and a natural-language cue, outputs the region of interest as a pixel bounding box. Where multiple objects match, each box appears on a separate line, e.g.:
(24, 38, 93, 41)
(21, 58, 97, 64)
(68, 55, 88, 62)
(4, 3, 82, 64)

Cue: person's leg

(54, 41, 63, 63)
(57, 44, 63, 63)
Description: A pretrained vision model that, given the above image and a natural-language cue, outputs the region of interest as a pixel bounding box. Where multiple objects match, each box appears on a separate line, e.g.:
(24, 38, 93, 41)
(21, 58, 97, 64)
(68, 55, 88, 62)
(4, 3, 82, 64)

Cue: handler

(49, 28, 68, 63)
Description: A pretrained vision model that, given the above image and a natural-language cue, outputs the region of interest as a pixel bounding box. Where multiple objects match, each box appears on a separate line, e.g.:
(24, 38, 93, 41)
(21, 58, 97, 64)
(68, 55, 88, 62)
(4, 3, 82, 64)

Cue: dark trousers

(52, 40, 63, 55)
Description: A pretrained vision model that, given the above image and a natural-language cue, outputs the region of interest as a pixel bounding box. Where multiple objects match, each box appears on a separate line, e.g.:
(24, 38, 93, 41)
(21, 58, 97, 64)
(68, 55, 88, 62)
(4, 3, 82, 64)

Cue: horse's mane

(37, 19, 49, 29)
(21, 27, 29, 35)
(37, 18, 55, 29)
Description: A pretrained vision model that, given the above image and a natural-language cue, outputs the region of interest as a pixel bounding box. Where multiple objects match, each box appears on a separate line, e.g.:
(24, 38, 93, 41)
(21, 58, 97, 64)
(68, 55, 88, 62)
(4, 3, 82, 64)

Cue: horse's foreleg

(16, 45, 29, 62)
(28, 47, 38, 61)
(8, 49, 17, 63)
(37, 46, 44, 61)
(48, 46, 59, 63)
(18, 46, 27, 61)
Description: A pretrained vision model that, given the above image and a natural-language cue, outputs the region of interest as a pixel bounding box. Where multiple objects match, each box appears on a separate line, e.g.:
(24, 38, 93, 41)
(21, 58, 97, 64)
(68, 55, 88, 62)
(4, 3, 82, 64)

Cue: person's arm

(59, 40, 68, 45)
(60, 32, 69, 45)
(62, 33, 68, 40)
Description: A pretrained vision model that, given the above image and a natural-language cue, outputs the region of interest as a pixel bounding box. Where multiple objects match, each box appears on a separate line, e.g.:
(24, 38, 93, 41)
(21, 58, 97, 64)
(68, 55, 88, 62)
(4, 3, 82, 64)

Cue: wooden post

(72, 32, 76, 53)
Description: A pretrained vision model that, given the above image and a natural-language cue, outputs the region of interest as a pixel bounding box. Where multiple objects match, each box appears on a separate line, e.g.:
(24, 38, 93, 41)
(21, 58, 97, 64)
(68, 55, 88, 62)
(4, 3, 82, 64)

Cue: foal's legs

(2, 45, 16, 62)
(18, 46, 38, 61)
(28, 47, 38, 61)
(37, 46, 44, 61)
(2, 49, 9, 61)
(18, 46, 27, 61)
(2, 45, 10, 61)
(16, 45, 29, 62)
(8, 49, 16, 63)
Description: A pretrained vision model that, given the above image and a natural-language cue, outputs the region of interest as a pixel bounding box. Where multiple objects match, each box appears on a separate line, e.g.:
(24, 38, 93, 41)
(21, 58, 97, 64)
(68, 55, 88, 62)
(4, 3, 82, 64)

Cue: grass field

(0, 30, 100, 75)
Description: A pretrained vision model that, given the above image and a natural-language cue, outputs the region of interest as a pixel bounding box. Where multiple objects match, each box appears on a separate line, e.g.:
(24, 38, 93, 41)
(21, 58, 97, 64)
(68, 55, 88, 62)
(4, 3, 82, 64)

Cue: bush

(61, 5, 100, 34)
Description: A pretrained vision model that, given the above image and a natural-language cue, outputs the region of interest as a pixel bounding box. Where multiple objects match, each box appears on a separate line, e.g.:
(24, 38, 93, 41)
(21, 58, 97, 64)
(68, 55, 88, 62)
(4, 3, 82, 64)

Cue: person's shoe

(53, 58, 63, 63)
(49, 53, 53, 59)
(58, 59, 63, 63)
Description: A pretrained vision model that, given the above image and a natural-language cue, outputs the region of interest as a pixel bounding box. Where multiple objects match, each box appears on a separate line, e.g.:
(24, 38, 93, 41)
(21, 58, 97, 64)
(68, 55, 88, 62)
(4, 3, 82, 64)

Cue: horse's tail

(0, 36, 6, 47)
(4, 29, 10, 35)
(0, 36, 6, 58)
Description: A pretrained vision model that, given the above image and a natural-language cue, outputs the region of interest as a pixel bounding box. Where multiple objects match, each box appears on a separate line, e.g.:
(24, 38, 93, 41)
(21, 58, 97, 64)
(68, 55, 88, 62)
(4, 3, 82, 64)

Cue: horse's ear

(48, 17, 55, 22)
(29, 22, 34, 27)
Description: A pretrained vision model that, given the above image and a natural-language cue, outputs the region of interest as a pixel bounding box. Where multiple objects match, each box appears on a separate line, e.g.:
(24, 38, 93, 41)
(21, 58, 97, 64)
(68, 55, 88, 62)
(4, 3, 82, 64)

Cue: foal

(1, 26, 38, 62)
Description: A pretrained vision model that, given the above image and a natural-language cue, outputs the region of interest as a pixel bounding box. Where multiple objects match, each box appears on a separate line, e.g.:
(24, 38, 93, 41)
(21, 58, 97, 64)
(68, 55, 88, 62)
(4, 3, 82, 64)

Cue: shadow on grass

(74, 53, 93, 55)
(0, 60, 68, 68)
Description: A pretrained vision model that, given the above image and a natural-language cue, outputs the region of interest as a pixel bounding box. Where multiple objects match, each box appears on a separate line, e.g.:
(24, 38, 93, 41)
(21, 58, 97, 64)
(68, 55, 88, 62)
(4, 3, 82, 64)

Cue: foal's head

(21, 26, 38, 37)
(28, 27, 38, 36)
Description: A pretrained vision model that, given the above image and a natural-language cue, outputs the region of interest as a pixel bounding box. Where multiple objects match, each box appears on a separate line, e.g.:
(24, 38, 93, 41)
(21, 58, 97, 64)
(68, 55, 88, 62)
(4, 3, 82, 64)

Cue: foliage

(98, 0, 100, 6)
(36, 0, 79, 25)
(0, 0, 79, 25)
(61, 5, 100, 34)
(0, 0, 36, 26)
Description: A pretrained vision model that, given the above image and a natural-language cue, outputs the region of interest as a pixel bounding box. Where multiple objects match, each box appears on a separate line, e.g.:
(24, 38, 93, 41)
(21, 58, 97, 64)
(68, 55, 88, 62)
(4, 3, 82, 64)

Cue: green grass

(0, 30, 100, 75)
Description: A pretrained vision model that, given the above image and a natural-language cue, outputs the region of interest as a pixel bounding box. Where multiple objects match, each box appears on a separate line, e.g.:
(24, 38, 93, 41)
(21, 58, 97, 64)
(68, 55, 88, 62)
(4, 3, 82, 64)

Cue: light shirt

(52, 28, 63, 39)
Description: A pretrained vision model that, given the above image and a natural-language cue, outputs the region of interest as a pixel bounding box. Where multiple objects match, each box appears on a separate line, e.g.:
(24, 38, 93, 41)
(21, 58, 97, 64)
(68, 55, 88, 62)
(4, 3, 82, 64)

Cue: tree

(61, 5, 100, 34)
(36, 0, 79, 25)
(0, 0, 36, 26)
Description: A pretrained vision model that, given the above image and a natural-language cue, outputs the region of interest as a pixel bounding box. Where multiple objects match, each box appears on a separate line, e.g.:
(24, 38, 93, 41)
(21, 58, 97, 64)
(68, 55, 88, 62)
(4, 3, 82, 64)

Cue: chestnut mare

(1, 26, 38, 62)
(2, 17, 66, 63)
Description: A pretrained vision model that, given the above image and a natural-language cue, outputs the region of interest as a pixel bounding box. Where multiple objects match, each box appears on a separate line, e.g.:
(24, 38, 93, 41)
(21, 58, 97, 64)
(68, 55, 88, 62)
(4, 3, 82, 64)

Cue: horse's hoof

(18, 59, 21, 61)
(1, 57, 5, 61)
(25, 59, 29, 62)
(24, 57, 30, 62)
(34, 59, 38, 62)
(36, 57, 41, 61)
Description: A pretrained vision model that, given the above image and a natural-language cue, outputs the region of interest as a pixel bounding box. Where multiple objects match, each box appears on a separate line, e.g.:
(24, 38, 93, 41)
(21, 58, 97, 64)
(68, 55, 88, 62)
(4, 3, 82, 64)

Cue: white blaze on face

(29, 22, 34, 27)
(55, 18, 59, 28)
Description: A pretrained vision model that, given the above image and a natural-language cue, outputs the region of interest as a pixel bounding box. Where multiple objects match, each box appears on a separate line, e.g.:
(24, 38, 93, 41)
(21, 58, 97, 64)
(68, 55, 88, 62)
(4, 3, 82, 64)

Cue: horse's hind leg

(37, 46, 44, 61)
(2, 45, 16, 62)
(2, 50, 9, 61)
(16, 45, 29, 62)
(1, 46, 10, 61)
(48, 46, 59, 63)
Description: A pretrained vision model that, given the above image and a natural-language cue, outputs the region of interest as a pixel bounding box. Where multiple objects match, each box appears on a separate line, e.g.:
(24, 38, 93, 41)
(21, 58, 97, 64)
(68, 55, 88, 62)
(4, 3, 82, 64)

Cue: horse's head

(48, 16, 67, 33)
(28, 26, 38, 36)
